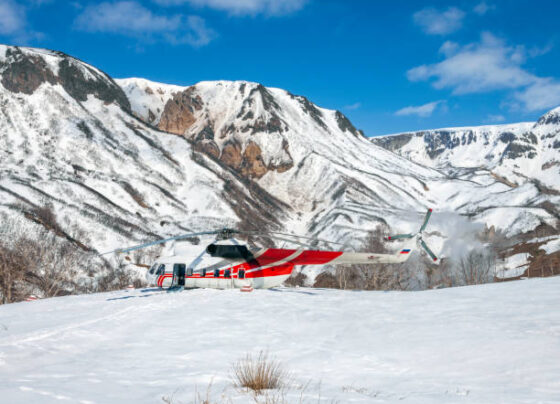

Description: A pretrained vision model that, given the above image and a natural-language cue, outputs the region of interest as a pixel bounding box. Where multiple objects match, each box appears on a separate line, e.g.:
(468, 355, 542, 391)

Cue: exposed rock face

(0, 47, 130, 111)
(241, 141, 267, 178)
(155, 82, 295, 179)
(217, 139, 289, 179)
(371, 133, 414, 152)
(335, 110, 361, 137)
(220, 140, 243, 170)
(536, 107, 560, 126)
(196, 140, 220, 159)
(1, 48, 57, 94)
(158, 88, 203, 134)
(501, 142, 537, 160)
(57, 59, 130, 110)
(292, 93, 327, 130)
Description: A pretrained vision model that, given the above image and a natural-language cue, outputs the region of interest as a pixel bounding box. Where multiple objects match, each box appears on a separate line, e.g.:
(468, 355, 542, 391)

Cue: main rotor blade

(98, 230, 220, 256)
(418, 208, 433, 233)
(262, 234, 317, 249)
(420, 239, 438, 262)
(386, 234, 414, 241)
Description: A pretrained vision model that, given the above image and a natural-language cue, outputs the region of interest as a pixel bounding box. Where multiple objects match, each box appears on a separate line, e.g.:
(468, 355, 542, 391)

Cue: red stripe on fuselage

(288, 250, 343, 265)
(246, 263, 294, 278)
(253, 248, 297, 265)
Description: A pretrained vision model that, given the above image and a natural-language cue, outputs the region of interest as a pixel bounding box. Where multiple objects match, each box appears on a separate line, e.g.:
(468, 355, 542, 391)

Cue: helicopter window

(187, 267, 193, 276)
(213, 269, 220, 277)
(201, 269, 207, 277)
(156, 264, 165, 275)
(224, 269, 231, 278)
(149, 264, 158, 275)
(238, 269, 245, 279)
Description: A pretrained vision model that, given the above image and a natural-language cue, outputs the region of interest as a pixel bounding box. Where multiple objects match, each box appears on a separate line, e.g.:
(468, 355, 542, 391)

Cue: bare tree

(0, 217, 32, 303)
(458, 249, 496, 285)
(25, 234, 82, 297)
(0, 213, 107, 303)
(0, 240, 28, 304)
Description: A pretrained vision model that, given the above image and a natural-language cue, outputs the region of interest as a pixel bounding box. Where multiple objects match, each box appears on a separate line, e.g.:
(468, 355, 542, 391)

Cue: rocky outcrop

(290, 93, 327, 130)
(240, 141, 268, 178)
(158, 87, 203, 134)
(371, 133, 414, 152)
(536, 107, 560, 126)
(154, 82, 295, 179)
(218, 140, 292, 179)
(220, 140, 243, 170)
(58, 59, 130, 110)
(335, 110, 361, 137)
(0, 47, 130, 111)
(0, 49, 57, 94)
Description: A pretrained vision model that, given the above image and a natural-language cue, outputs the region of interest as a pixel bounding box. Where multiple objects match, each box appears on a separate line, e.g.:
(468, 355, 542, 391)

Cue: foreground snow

(1, 278, 559, 403)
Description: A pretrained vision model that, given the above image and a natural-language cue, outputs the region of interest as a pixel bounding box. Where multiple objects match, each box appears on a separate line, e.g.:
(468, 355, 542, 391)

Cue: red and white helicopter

(102, 209, 437, 290)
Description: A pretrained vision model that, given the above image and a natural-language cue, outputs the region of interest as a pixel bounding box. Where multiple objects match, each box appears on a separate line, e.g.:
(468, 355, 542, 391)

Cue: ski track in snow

(1, 278, 560, 403)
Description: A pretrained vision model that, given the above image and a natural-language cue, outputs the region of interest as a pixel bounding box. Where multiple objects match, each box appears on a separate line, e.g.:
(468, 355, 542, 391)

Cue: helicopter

(100, 209, 437, 290)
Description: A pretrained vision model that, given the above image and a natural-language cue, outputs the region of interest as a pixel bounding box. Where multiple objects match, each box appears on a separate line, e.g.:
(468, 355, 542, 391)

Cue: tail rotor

(386, 208, 438, 262)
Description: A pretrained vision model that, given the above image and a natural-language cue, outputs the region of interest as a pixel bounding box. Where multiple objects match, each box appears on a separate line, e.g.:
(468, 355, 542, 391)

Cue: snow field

(1, 277, 559, 403)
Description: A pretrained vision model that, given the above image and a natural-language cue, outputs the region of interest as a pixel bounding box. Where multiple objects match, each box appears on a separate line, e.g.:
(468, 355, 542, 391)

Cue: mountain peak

(536, 106, 560, 126)
(0, 45, 130, 112)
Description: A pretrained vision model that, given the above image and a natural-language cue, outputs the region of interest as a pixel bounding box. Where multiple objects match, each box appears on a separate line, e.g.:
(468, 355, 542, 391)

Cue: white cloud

(407, 33, 534, 94)
(473, 2, 495, 15)
(75, 2, 180, 34)
(407, 33, 560, 112)
(413, 7, 465, 35)
(152, 0, 308, 16)
(395, 100, 445, 118)
(74, 1, 215, 47)
(528, 43, 553, 58)
(0, 0, 45, 42)
(514, 78, 560, 112)
(0, 0, 24, 35)
(485, 114, 505, 123)
(343, 102, 361, 111)
(439, 40, 459, 56)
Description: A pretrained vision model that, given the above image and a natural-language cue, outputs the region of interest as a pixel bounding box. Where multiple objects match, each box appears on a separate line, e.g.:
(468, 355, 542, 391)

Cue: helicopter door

(173, 263, 186, 287)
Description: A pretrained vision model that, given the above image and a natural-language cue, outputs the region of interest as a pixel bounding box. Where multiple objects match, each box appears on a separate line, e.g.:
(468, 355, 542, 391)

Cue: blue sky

(1, 0, 560, 135)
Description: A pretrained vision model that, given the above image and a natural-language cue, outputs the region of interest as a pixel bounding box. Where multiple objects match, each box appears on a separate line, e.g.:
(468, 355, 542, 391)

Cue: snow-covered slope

(116, 77, 185, 125)
(1, 278, 559, 403)
(372, 113, 560, 192)
(120, 77, 559, 243)
(0, 46, 285, 257)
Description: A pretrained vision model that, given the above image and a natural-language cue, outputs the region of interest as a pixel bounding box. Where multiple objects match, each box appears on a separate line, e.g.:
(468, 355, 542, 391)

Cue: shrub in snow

(232, 351, 288, 394)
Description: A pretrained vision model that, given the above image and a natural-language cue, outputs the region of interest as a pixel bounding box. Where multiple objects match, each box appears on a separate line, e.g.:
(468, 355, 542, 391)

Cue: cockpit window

(156, 264, 165, 275)
(149, 264, 158, 274)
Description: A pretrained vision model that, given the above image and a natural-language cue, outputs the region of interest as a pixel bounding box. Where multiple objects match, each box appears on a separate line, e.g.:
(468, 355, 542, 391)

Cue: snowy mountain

(118, 77, 560, 255)
(1, 278, 559, 403)
(0, 45, 284, 257)
(372, 112, 560, 193)
(1, 44, 559, 286)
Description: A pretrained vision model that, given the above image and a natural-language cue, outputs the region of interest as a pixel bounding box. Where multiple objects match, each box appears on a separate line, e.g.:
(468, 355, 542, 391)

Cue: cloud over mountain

(407, 32, 560, 112)
(152, 0, 308, 16)
(74, 1, 216, 47)
(395, 100, 445, 117)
